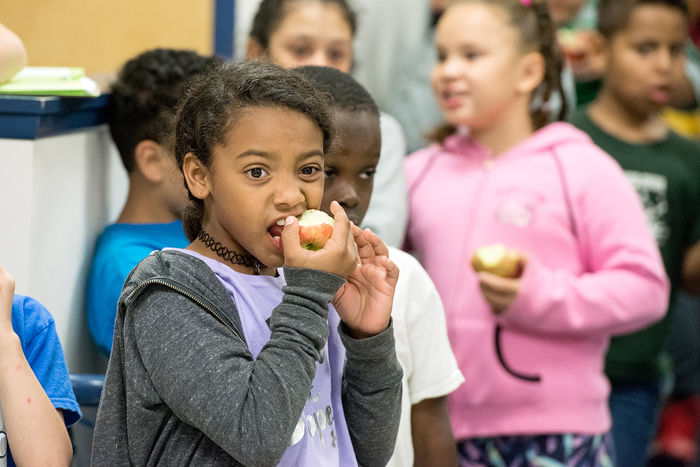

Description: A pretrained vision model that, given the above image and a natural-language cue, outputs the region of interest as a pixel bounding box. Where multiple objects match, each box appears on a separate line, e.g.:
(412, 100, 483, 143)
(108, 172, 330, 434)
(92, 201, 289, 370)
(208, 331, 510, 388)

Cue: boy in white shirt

(298, 65, 465, 466)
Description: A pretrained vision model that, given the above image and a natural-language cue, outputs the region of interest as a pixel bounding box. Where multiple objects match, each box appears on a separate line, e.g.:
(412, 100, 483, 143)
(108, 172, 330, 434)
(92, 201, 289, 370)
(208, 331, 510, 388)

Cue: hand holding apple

(280, 202, 358, 279)
(556, 28, 606, 82)
(471, 243, 523, 278)
(471, 244, 527, 314)
(557, 28, 587, 61)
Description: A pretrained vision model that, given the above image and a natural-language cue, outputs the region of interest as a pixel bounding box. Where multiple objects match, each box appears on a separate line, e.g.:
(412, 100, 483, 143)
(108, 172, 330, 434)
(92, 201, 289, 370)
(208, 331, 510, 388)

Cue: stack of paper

(0, 66, 100, 97)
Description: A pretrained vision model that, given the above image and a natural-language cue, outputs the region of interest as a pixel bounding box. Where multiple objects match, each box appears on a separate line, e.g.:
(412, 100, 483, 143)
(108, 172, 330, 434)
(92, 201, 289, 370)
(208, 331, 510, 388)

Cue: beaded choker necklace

(197, 230, 264, 275)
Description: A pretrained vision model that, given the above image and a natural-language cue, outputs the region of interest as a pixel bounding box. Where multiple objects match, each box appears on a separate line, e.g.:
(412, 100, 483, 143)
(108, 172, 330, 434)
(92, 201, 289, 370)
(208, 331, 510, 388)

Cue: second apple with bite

(471, 243, 523, 278)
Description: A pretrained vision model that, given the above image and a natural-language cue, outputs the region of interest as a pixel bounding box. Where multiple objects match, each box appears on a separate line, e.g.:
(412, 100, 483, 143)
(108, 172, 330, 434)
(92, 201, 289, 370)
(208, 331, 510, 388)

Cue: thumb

(280, 215, 303, 257)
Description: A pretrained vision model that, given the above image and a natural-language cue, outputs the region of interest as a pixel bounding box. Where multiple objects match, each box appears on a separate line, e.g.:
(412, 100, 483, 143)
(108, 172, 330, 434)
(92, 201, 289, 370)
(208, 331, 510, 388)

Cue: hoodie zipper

(126, 278, 248, 350)
(448, 157, 491, 311)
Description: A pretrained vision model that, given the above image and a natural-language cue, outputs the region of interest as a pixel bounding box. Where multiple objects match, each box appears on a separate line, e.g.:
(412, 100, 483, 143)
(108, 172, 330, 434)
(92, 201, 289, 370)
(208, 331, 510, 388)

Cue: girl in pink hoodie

(404, 0, 669, 464)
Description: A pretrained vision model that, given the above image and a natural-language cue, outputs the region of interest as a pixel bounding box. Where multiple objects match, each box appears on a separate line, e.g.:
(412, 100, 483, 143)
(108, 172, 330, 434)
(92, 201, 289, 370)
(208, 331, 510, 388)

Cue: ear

(246, 38, 266, 61)
(515, 51, 546, 96)
(134, 140, 168, 183)
(182, 152, 211, 200)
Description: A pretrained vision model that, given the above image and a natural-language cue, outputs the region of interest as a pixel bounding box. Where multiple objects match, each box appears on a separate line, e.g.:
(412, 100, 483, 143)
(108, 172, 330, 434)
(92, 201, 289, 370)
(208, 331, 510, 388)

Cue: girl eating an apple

(91, 61, 403, 466)
(404, 0, 669, 464)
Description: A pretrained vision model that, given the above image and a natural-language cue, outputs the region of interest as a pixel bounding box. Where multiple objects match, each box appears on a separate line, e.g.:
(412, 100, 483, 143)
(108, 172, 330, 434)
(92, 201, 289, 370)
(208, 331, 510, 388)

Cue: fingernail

(285, 216, 295, 225)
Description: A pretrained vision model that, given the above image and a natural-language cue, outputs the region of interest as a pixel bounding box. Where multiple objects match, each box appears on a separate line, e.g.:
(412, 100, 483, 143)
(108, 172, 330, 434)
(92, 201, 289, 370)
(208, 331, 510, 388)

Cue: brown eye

(328, 49, 346, 62)
(291, 45, 312, 57)
(635, 42, 654, 55)
(670, 43, 683, 57)
(360, 167, 376, 180)
(246, 167, 268, 179)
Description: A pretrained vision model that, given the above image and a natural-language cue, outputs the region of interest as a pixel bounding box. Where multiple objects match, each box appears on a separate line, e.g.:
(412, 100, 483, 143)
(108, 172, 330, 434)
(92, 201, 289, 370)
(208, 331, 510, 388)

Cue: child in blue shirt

(0, 263, 80, 466)
(86, 48, 221, 355)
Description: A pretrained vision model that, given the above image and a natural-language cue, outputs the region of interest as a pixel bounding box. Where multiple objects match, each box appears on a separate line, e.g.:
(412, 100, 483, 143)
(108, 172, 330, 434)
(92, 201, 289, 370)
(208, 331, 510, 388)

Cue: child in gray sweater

(91, 61, 403, 466)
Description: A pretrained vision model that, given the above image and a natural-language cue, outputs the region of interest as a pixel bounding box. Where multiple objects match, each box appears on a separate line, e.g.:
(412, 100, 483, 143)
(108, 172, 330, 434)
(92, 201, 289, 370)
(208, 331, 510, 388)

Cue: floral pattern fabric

(457, 433, 615, 467)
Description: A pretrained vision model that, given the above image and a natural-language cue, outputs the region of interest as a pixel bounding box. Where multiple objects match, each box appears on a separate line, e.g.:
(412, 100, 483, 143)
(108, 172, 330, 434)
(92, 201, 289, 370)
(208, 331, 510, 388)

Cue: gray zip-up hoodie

(91, 250, 403, 466)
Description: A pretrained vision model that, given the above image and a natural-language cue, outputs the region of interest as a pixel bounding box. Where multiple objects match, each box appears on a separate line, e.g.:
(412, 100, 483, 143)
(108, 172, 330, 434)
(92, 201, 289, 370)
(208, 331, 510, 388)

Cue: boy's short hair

(108, 48, 221, 172)
(294, 66, 379, 116)
(598, 0, 688, 38)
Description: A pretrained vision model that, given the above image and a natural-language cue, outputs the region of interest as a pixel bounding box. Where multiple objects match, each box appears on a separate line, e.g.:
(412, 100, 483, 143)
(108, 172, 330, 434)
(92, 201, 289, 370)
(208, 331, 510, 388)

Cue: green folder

(0, 66, 100, 97)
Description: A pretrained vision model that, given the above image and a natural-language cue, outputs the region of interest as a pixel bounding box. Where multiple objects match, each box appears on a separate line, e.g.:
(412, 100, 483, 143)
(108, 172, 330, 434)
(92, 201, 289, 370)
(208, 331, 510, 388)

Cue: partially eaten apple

(557, 28, 587, 61)
(297, 209, 335, 250)
(471, 243, 523, 278)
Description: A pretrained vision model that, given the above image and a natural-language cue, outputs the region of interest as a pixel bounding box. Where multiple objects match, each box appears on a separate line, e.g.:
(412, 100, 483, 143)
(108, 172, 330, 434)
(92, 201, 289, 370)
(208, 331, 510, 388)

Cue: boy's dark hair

(430, 0, 566, 143)
(250, 0, 357, 48)
(174, 61, 334, 241)
(294, 65, 379, 115)
(598, 0, 688, 38)
(108, 48, 222, 173)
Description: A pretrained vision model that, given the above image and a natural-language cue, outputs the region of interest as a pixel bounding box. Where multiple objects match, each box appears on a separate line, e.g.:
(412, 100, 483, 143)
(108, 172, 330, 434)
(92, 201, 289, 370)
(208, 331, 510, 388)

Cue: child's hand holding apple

(471, 244, 527, 315)
(281, 203, 359, 279)
(283, 205, 399, 337)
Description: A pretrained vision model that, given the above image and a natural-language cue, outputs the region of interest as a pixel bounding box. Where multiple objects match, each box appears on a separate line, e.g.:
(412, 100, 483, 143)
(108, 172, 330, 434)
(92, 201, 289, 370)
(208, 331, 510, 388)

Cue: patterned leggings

(457, 432, 615, 466)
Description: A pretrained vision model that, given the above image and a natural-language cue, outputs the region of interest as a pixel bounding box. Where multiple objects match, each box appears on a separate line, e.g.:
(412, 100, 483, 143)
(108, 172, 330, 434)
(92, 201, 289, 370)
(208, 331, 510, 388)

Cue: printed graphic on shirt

(625, 171, 670, 247)
(495, 189, 544, 228)
(288, 347, 337, 451)
(289, 400, 336, 448)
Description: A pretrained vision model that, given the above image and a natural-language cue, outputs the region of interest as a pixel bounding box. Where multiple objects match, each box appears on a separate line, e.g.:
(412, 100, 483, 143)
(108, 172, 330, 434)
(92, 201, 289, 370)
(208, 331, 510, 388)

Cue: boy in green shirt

(569, 1, 700, 466)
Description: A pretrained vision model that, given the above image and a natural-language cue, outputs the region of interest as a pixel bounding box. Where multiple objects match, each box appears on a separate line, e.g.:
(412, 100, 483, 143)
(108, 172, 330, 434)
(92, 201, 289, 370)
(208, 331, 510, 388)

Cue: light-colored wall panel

(0, 127, 127, 373)
(1, 0, 214, 75)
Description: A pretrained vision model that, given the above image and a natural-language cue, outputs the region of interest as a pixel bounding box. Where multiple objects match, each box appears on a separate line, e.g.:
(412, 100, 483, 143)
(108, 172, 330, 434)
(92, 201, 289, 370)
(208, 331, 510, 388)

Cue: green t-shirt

(569, 107, 700, 382)
(574, 79, 602, 108)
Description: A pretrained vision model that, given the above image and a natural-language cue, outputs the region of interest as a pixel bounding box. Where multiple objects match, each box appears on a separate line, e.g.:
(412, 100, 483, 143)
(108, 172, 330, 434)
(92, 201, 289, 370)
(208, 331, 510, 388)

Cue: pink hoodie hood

(405, 122, 668, 439)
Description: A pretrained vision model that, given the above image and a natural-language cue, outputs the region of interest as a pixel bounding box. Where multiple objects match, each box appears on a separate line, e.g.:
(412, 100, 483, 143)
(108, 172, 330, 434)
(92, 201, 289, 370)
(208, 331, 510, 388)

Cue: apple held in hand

(557, 28, 587, 61)
(297, 209, 335, 250)
(471, 243, 523, 278)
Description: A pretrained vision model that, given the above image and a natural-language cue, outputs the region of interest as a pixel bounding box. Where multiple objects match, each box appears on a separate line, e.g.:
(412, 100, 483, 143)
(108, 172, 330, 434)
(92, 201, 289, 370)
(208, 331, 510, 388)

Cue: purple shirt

(174, 249, 357, 466)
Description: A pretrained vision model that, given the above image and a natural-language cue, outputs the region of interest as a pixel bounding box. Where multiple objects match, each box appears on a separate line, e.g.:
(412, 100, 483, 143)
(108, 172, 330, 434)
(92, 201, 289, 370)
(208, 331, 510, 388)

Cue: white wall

(234, 0, 263, 59)
(0, 126, 128, 373)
